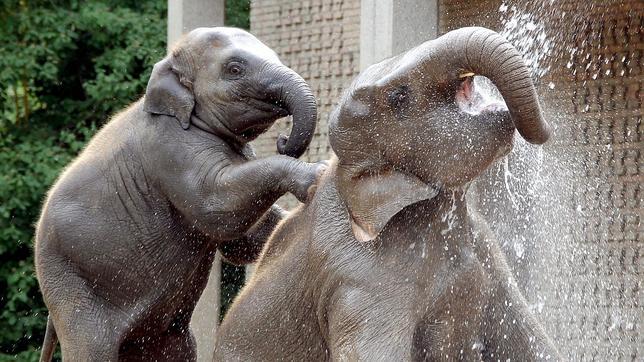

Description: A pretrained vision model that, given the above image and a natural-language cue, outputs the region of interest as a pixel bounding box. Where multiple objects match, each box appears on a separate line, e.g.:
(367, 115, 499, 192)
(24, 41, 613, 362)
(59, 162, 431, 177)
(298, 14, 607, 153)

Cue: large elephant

(35, 27, 324, 361)
(215, 27, 560, 360)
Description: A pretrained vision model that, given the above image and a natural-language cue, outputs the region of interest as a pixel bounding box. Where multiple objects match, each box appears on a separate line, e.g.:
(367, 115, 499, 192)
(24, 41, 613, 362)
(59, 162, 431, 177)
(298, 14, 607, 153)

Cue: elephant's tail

(39, 315, 57, 362)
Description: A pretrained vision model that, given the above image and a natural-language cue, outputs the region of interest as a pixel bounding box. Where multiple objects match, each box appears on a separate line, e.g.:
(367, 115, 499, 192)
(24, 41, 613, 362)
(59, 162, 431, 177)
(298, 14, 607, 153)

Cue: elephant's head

(329, 27, 551, 241)
(144, 27, 316, 158)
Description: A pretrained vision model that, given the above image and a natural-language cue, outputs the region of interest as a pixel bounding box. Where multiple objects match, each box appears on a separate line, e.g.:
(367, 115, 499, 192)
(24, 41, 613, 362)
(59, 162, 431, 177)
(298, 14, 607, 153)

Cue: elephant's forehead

(189, 27, 251, 44)
(350, 55, 409, 92)
(351, 41, 436, 91)
(189, 27, 280, 63)
(227, 38, 280, 62)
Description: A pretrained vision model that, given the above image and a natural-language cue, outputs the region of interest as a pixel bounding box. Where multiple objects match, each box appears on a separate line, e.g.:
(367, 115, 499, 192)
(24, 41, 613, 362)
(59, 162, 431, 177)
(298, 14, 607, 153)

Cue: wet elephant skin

(215, 27, 559, 361)
(35, 27, 324, 362)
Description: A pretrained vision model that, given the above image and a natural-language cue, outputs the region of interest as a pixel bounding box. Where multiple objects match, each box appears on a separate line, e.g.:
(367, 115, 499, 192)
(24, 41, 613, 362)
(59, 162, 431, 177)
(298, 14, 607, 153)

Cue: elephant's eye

(388, 86, 410, 109)
(225, 61, 245, 79)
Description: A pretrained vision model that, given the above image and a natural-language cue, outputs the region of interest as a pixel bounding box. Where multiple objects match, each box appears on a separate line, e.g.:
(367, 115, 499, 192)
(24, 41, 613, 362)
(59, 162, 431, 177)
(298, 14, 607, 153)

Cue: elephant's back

(34, 100, 162, 266)
(216, 239, 328, 360)
(42, 101, 147, 202)
(216, 192, 329, 359)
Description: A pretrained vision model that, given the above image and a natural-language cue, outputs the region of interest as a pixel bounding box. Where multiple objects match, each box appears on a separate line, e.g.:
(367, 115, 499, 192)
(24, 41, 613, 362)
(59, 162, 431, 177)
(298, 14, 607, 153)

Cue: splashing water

(466, 1, 641, 360)
(499, 2, 553, 78)
(456, 76, 507, 115)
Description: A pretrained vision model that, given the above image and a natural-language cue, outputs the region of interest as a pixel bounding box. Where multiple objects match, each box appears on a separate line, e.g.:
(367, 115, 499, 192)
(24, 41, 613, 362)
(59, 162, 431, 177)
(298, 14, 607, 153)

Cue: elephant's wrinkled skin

(35, 27, 324, 362)
(215, 27, 560, 361)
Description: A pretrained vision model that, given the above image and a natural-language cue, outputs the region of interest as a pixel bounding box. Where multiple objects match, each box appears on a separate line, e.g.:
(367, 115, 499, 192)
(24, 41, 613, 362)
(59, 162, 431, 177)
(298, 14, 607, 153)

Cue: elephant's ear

(143, 58, 194, 130)
(338, 167, 438, 242)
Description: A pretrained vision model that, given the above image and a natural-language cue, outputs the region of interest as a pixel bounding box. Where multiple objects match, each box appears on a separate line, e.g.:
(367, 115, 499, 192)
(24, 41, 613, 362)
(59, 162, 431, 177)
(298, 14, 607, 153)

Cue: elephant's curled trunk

(272, 66, 318, 158)
(436, 27, 551, 144)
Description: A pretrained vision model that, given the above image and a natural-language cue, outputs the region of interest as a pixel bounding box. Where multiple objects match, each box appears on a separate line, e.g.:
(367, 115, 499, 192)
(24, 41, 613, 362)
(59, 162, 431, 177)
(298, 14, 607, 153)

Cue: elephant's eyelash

(388, 85, 410, 109)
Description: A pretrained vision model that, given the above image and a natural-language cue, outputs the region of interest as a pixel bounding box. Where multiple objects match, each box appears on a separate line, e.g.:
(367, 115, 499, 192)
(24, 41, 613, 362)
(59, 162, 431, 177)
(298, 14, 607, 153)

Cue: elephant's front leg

(219, 205, 287, 265)
(164, 153, 325, 240)
(225, 155, 325, 202)
(155, 122, 326, 238)
(216, 155, 324, 225)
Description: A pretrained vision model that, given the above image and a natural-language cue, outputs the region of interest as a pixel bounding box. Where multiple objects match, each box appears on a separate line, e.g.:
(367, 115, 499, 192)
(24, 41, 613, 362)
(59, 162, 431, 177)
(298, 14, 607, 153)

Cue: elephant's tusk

(459, 72, 476, 78)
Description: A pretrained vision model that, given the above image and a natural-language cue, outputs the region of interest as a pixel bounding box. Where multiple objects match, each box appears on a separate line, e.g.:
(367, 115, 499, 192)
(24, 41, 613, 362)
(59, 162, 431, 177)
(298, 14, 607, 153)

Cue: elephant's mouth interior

(455, 76, 507, 115)
(237, 99, 291, 139)
(240, 121, 277, 139)
(246, 97, 290, 118)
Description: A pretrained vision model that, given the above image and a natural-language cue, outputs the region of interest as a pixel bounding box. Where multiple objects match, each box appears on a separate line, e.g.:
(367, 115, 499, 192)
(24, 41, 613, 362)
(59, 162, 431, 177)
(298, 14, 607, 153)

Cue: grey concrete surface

(360, 0, 438, 69)
(167, 2, 225, 360)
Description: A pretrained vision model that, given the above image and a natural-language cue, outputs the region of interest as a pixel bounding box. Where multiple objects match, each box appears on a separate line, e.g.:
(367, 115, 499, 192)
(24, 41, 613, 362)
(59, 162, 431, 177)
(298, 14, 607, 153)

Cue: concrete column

(167, 2, 224, 360)
(168, 0, 225, 49)
(245, 264, 255, 283)
(360, 0, 439, 69)
(191, 255, 221, 361)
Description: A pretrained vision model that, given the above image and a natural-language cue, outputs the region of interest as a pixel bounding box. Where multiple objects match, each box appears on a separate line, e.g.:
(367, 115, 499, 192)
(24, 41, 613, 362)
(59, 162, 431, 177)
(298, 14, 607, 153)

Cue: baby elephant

(215, 27, 560, 360)
(35, 27, 324, 361)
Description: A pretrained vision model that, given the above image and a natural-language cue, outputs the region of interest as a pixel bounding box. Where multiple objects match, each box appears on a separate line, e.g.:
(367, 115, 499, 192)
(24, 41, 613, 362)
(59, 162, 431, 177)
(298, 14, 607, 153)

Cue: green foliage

(0, 0, 166, 359)
(226, 0, 250, 30)
(0, 0, 251, 359)
(219, 262, 246, 322)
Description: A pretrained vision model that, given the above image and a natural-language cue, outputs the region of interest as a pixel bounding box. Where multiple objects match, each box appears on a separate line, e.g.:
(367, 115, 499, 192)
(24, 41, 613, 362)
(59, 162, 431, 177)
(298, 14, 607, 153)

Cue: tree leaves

(0, 1, 165, 359)
(0, 1, 250, 358)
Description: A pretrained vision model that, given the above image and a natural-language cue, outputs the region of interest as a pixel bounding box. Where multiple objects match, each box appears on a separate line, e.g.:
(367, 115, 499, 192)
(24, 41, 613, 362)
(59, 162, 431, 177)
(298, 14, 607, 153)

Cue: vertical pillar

(167, 2, 224, 360)
(168, 0, 225, 49)
(245, 264, 255, 283)
(191, 255, 221, 361)
(360, 0, 439, 70)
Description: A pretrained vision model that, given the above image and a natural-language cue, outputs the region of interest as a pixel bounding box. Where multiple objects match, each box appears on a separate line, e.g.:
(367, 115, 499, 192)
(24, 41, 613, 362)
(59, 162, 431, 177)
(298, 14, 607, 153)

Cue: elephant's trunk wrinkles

(435, 27, 551, 144)
(269, 65, 318, 158)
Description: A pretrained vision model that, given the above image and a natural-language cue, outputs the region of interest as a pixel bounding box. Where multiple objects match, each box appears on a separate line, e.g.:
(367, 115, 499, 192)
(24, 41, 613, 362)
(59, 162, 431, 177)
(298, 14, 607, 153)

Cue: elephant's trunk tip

(447, 27, 553, 145)
(274, 68, 317, 158)
(525, 119, 551, 145)
(276, 134, 290, 156)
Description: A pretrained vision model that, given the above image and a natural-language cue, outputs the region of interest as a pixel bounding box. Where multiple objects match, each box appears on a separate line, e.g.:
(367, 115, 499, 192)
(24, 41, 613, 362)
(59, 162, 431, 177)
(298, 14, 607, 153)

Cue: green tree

(225, 0, 250, 29)
(0, 1, 166, 360)
(0, 0, 251, 359)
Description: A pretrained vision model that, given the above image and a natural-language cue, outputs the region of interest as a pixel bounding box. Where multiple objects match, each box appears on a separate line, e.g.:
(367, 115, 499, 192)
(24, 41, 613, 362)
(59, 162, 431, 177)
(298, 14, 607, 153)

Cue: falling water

(499, 2, 554, 79)
(465, 1, 641, 360)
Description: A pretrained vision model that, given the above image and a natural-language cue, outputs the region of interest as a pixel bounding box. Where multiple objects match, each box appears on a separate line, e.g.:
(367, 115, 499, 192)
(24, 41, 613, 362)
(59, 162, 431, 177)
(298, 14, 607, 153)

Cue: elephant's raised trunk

(434, 27, 551, 144)
(272, 66, 318, 158)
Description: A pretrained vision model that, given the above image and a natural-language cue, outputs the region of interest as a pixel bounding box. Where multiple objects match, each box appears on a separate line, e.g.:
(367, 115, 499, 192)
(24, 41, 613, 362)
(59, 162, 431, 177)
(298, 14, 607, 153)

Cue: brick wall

(250, 0, 360, 164)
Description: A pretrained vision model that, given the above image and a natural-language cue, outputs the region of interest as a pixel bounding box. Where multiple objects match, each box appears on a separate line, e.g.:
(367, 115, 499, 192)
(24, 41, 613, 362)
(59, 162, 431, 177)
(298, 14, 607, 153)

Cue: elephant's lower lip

(239, 113, 285, 136)
(240, 123, 273, 139)
(275, 107, 289, 117)
(247, 98, 290, 117)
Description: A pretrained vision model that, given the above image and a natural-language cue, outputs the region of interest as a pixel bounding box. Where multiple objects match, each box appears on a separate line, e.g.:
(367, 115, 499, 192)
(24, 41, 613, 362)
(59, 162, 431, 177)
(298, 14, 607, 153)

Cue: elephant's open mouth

(246, 97, 291, 118)
(240, 122, 276, 139)
(237, 98, 291, 140)
(456, 76, 508, 115)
